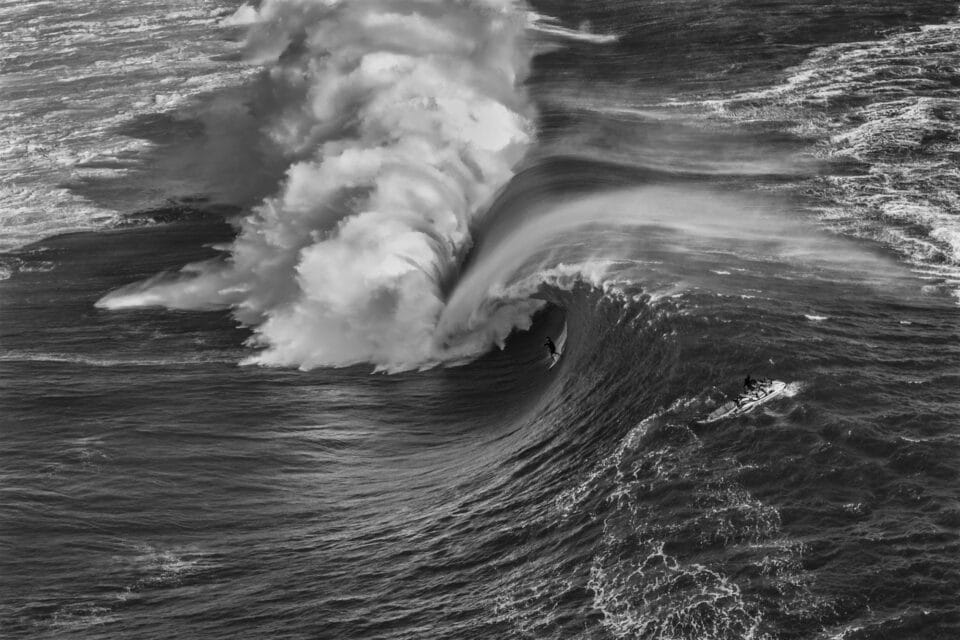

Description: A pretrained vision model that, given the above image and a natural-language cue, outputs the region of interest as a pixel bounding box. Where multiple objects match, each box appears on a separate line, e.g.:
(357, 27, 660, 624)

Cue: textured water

(2, 1, 960, 639)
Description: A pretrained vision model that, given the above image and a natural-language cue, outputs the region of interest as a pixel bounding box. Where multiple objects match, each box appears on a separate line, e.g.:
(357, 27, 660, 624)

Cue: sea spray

(99, 0, 535, 370)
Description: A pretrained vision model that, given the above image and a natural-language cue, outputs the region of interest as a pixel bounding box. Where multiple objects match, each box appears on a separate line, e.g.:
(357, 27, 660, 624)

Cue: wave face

(99, 0, 535, 370)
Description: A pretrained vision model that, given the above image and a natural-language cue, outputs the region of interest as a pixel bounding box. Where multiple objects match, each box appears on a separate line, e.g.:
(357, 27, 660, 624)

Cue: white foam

(581, 415, 807, 638)
(100, 0, 536, 372)
(710, 22, 960, 299)
(527, 12, 619, 44)
(222, 4, 259, 27)
(0, 0, 252, 250)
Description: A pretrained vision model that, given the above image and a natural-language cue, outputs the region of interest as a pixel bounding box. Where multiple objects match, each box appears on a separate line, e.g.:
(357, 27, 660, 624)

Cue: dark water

(3, 1, 960, 639)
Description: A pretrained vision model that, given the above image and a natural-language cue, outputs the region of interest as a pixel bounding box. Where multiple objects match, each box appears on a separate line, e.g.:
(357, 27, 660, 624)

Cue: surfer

(545, 337, 557, 358)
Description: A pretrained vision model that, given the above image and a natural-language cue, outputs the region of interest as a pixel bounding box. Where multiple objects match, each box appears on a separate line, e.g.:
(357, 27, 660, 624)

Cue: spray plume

(99, 0, 535, 370)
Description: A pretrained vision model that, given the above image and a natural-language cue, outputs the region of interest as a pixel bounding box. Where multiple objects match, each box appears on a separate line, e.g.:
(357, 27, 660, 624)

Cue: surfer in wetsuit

(744, 375, 755, 391)
(545, 337, 557, 358)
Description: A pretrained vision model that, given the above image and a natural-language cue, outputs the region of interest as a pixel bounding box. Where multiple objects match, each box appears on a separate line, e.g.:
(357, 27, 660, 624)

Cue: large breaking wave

(99, 0, 535, 370)
(97, 0, 909, 372)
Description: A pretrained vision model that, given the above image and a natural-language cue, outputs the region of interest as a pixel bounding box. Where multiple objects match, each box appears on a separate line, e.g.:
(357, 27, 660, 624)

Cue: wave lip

(100, 0, 535, 371)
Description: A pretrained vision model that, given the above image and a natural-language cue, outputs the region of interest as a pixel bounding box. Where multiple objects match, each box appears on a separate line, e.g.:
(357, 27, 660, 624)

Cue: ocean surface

(2, 1, 960, 638)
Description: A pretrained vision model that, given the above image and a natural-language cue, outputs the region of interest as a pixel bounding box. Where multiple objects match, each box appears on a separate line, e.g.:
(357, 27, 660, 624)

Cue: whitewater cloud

(100, 0, 535, 370)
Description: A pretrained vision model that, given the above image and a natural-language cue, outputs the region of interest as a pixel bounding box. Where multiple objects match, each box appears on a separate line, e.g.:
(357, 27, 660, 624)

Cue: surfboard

(547, 321, 568, 369)
(697, 380, 786, 424)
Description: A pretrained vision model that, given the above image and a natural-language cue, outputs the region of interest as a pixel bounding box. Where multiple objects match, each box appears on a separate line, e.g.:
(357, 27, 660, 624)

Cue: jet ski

(697, 379, 787, 425)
